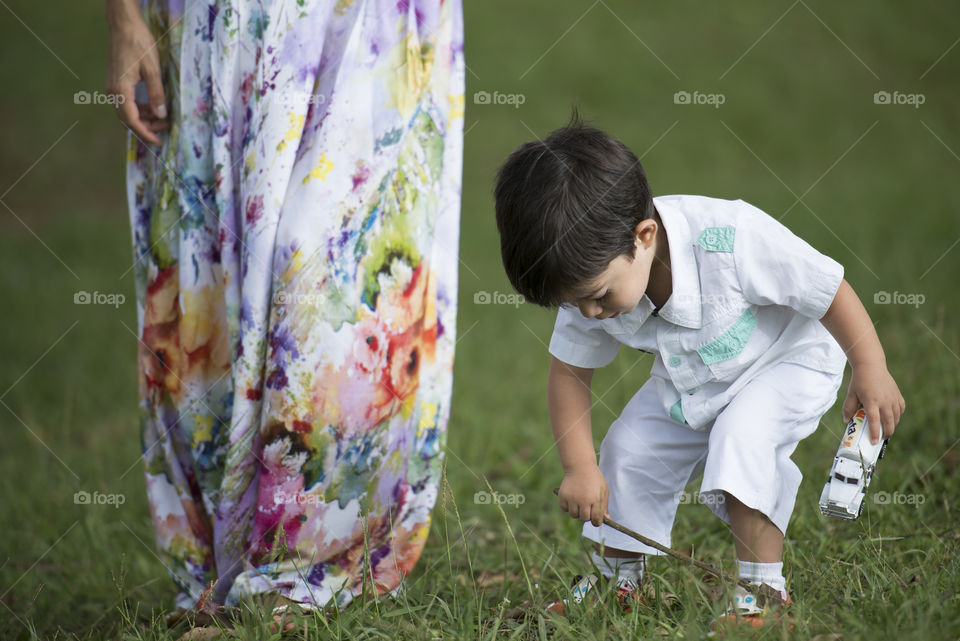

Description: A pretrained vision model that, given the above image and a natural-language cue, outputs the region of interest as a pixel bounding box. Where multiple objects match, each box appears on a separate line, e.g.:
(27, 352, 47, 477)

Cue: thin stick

(552, 488, 782, 607)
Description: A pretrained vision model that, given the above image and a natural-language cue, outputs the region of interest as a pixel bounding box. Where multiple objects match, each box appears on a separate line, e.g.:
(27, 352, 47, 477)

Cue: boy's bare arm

(547, 356, 609, 526)
(820, 279, 905, 443)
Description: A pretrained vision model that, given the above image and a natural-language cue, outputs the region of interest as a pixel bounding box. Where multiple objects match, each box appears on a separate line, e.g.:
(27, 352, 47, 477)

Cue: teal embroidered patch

(669, 399, 686, 424)
(697, 309, 757, 364)
(697, 227, 736, 252)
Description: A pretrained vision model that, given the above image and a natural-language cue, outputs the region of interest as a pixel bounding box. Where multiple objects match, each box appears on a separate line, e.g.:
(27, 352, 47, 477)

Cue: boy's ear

(633, 219, 658, 249)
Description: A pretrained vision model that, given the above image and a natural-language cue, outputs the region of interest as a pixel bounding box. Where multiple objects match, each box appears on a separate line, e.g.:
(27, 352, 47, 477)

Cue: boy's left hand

(842, 363, 905, 445)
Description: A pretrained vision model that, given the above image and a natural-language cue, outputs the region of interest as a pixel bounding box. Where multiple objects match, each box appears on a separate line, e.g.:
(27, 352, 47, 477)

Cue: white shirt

(548, 194, 847, 430)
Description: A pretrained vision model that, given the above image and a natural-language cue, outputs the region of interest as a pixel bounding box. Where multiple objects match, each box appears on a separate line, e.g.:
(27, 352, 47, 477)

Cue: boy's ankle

(737, 560, 788, 602)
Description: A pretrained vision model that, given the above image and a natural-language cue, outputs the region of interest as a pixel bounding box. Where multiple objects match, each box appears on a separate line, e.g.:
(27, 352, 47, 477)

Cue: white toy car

(818, 408, 888, 520)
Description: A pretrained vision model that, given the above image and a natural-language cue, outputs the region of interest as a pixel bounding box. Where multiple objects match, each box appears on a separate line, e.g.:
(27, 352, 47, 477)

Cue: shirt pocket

(693, 305, 775, 382)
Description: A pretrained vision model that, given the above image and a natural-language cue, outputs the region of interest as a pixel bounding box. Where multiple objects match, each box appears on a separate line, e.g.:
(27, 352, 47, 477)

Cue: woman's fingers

(135, 103, 168, 130)
(141, 59, 168, 120)
(106, 9, 166, 147)
(117, 80, 161, 146)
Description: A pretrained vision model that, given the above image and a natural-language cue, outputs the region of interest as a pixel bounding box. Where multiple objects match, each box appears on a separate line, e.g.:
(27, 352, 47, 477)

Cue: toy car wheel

(878, 440, 887, 460)
(857, 501, 864, 518)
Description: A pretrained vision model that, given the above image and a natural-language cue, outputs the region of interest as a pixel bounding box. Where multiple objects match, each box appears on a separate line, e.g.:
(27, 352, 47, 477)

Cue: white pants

(582, 361, 843, 554)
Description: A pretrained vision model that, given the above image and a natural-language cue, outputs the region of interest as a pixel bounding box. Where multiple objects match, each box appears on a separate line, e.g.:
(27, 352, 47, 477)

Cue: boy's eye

(596, 291, 610, 302)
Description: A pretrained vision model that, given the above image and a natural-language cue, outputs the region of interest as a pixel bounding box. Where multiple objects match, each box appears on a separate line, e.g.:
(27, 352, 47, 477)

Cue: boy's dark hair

(494, 109, 655, 308)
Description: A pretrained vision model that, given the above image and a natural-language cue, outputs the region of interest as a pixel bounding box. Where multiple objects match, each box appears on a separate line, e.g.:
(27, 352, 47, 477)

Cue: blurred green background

(1, 1, 958, 639)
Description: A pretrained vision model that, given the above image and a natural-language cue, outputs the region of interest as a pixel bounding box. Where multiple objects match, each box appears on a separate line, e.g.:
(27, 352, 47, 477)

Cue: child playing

(493, 112, 905, 627)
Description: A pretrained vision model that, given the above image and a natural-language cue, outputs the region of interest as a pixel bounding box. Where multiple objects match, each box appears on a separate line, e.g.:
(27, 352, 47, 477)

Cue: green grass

(2, 0, 959, 638)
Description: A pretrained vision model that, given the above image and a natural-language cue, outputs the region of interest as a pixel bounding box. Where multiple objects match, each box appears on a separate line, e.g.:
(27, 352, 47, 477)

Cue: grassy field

(1, 1, 959, 639)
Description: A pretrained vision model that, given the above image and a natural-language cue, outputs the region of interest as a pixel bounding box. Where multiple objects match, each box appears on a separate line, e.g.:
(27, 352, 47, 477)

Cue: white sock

(591, 551, 645, 591)
(737, 560, 788, 601)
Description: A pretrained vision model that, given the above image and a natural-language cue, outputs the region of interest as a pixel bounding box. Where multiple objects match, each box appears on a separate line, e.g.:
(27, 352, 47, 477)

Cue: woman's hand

(842, 363, 905, 445)
(558, 465, 609, 527)
(105, 0, 169, 146)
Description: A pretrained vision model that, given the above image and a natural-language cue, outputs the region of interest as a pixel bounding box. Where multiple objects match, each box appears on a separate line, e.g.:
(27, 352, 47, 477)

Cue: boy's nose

(580, 301, 602, 318)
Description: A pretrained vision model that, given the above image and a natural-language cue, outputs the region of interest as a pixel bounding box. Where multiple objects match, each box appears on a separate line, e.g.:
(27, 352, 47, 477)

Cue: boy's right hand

(558, 466, 610, 527)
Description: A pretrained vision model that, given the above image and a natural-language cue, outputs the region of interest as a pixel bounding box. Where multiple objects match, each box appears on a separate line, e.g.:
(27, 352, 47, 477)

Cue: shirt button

(669, 356, 681, 367)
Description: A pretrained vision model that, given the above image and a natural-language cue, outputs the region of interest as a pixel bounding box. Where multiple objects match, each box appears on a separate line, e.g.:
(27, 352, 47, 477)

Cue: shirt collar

(652, 198, 702, 329)
(601, 197, 703, 333)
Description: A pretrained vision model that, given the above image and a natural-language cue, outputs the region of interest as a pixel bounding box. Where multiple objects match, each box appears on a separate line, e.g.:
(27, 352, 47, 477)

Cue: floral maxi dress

(125, 0, 464, 608)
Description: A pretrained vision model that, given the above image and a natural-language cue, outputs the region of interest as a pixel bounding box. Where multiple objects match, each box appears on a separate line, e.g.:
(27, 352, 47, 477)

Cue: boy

(493, 113, 904, 626)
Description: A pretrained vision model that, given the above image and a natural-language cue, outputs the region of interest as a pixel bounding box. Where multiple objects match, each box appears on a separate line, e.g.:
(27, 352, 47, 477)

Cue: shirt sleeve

(733, 201, 844, 320)
(548, 305, 621, 368)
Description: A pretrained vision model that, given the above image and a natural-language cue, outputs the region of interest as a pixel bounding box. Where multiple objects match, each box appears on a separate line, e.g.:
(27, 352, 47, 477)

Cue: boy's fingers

(841, 394, 859, 423)
(880, 405, 895, 437)
(866, 405, 882, 444)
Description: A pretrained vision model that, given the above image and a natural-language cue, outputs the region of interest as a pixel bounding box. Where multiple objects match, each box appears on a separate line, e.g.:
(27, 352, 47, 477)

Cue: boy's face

(567, 220, 659, 320)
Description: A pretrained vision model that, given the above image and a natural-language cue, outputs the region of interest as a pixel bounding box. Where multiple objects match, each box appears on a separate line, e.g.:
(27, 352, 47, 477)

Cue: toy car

(818, 408, 888, 520)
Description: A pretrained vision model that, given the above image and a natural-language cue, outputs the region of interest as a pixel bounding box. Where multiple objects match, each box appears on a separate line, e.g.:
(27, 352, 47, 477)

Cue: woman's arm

(105, 0, 169, 146)
(819, 279, 905, 443)
(547, 356, 609, 526)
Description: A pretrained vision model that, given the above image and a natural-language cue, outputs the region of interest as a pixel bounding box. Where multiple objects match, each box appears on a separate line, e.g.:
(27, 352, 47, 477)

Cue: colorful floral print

(126, 0, 463, 608)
